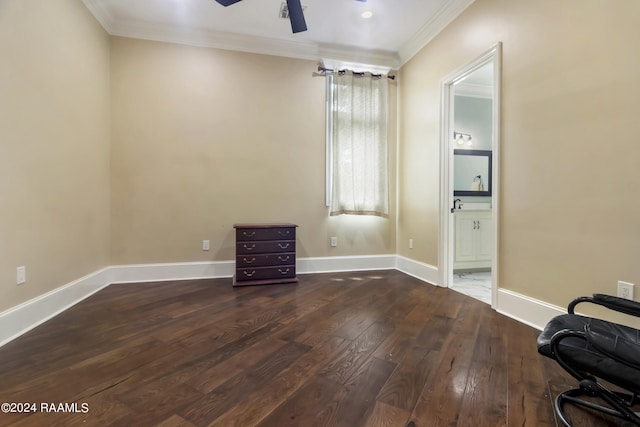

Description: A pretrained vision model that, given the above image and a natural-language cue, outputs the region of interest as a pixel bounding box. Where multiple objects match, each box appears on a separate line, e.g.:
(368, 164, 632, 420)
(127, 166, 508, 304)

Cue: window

(327, 72, 389, 218)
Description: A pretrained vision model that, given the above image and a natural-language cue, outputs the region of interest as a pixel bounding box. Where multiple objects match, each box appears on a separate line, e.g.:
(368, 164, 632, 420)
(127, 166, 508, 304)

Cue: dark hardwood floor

(0, 270, 631, 426)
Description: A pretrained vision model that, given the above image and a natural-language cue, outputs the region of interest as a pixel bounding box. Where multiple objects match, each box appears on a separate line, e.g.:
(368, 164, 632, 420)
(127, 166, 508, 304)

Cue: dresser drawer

(236, 253, 295, 268)
(236, 227, 295, 242)
(236, 266, 296, 281)
(236, 240, 295, 254)
(233, 223, 298, 287)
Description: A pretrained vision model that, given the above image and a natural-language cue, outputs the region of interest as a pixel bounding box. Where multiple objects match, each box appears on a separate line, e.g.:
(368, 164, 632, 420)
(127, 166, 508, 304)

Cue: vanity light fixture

(453, 131, 473, 147)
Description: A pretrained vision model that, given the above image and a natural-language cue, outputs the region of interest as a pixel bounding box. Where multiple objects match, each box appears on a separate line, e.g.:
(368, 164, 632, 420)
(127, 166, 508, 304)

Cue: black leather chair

(537, 294, 640, 426)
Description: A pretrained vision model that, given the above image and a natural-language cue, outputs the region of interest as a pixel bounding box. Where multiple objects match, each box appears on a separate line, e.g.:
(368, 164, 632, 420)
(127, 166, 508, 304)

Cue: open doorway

(438, 43, 501, 308)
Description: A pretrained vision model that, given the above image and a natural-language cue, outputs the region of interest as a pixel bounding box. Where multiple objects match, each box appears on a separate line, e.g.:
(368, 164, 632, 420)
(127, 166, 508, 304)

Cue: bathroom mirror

(453, 149, 492, 196)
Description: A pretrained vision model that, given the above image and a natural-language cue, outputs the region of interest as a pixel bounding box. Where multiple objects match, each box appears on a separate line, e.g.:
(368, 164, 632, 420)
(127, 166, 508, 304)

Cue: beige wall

(0, 0, 111, 311)
(399, 0, 640, 306)
(9, 0, 635, 321)
(110, 37, 396, 264)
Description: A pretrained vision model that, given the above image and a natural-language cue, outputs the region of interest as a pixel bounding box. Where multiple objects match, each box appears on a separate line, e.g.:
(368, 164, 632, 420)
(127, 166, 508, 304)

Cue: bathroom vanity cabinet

(454, 211, 492, 270)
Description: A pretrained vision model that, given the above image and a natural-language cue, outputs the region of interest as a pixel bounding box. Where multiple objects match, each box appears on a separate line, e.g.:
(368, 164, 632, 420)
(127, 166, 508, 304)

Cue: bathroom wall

(454, 95, 492, 151)
(454, 95, 493, 203)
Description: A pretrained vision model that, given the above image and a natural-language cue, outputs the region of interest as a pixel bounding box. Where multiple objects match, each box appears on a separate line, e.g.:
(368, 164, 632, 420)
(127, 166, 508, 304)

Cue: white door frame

(438, 42, 502, 308)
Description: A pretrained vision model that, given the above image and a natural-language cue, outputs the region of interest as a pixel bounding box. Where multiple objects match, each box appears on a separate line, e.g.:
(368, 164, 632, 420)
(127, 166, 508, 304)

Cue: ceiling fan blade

(286, 0, 307, 33)
(214, 0, 242, 6)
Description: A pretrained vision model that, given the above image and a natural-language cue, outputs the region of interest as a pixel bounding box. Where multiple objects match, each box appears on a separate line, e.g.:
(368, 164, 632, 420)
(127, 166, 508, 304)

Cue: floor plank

(0, 270, 586, 426)
(207, 336, 348, 427)
(363, 401, 411, 427)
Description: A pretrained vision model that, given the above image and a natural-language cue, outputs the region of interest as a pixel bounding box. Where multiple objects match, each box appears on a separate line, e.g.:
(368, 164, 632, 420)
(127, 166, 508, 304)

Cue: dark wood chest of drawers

(233, 223, 298, 287)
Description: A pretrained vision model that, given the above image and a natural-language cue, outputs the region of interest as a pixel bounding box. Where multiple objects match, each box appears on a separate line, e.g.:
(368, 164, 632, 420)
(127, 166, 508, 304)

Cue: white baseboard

(392, 258, 563, 331)
(393, 257, 566, 331)
(0, 268, 111, 348)
(298, 255, 396, 274)
(108, 255, 398, 284)
(0, 255, 565, 348)
(109, 261, 235, 284)
(395, 255, 439, 286)
(496, 288, 565, 331)
(0, 255, 396, 348)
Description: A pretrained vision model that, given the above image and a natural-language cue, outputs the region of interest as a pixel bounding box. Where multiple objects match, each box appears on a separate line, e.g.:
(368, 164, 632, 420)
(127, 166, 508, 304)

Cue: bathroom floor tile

(451, 271, 491, 304)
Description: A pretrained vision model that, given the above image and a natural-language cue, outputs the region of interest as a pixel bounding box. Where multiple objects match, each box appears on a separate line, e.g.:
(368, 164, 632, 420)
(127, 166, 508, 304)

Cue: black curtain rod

(317, 66, 396, 80)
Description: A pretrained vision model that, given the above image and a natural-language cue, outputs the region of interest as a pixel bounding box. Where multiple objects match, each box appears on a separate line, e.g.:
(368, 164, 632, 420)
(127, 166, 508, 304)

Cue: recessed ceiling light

(361, 10, 373, 19)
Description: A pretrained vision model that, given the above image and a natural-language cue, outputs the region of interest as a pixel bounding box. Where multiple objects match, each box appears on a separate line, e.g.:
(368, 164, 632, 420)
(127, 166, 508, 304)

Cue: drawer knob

(243, 244, 256, 251)
(277, 243, 290, 249)
(243, 231, 256, 237)
(242, 270, 256, 277)
(243, 257, 256, 264)
(278, 268, 290, 275)
(277, 230, 290, 236)
(278, 255, 290, 262)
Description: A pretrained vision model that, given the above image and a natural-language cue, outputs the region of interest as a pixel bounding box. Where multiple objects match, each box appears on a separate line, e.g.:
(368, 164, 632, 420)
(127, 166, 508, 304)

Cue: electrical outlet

(617, 281, 635, 300)
(202, 240, 210, 251)
(330, 236, 337, 247)
(409, 238, 414, 249)
(17, 266, 26, 285)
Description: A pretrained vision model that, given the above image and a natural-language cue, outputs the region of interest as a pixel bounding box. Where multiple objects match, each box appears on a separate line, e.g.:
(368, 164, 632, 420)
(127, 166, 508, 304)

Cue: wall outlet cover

(617, 281, 635, 300)
(17, 266, 26, 285)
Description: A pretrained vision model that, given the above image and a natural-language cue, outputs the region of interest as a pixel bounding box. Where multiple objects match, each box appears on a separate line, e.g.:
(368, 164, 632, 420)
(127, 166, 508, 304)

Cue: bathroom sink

(455, 202, 491, 211)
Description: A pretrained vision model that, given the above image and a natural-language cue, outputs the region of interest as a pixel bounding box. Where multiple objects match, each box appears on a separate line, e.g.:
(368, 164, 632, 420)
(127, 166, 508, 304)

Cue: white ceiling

(82, 0, 475, 69)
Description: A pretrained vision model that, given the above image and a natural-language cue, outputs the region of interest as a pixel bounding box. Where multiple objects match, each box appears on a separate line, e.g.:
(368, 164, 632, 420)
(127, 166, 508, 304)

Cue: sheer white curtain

(329, 73, 389, 217)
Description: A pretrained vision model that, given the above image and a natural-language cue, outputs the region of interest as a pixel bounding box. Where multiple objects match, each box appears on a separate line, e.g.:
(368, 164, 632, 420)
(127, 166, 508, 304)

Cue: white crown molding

(454, 82, 492, 99)
(398, 0, 476, 66)
(80, 0, 478, 70)
(83, 6, 400, 69)
(318, 44, 399, 71)
(110, 20, 400, 69)
(110, 19, 319, 59)
(81, 0, 115, 33)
